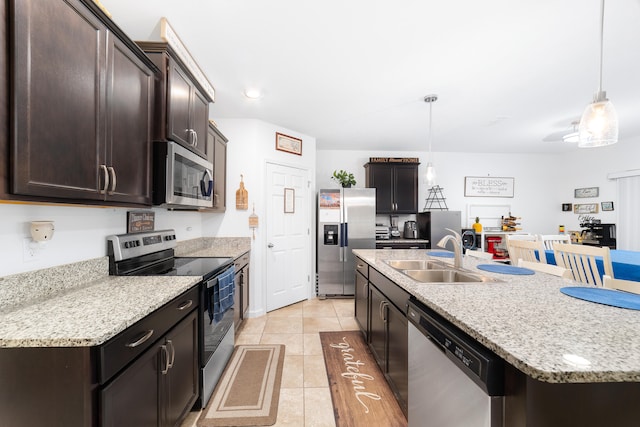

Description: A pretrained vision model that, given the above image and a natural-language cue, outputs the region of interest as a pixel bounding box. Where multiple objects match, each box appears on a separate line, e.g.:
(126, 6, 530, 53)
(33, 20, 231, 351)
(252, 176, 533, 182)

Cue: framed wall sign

(276, 132, 302, 156)
(464, 176, 514, 198)
(127, 210, 155, 233)
(562, 203, 573, 212)
(574, 203, 599, 214)
(574, 187, 599, 198)
(601, 201, 614, 211)
(284, 188, 295, 213)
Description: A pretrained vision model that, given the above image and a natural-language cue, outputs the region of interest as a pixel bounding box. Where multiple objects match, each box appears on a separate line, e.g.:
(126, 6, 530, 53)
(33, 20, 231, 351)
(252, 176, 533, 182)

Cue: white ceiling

(101, 0, 640, 154)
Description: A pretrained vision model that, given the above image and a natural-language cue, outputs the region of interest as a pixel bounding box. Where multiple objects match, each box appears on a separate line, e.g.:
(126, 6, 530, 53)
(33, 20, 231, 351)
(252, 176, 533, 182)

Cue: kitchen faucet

(437, 228, 463, 268)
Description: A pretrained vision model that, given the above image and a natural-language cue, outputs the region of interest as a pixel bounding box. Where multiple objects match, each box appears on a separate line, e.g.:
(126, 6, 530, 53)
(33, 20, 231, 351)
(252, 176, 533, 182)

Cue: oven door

(155, 141, 213, 208)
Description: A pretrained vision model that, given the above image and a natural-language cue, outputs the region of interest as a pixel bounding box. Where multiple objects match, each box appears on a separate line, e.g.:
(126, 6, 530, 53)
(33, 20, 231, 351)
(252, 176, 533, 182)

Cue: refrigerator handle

(343, 222, 348, 247)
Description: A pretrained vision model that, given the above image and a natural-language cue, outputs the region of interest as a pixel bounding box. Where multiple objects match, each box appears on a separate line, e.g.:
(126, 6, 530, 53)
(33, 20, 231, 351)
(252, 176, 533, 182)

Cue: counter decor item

(331, 169, 356, 188)
(236, 175, 248, 210)
(477, 264, 535, 275)
(560, 287, 640, 311)
(275, 132, 302, 155)
(472, 217, 483, 233)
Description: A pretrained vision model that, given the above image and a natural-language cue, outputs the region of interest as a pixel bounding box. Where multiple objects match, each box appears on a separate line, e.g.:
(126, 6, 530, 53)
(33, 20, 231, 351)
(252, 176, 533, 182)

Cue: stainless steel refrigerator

(317, 188, 376, 297)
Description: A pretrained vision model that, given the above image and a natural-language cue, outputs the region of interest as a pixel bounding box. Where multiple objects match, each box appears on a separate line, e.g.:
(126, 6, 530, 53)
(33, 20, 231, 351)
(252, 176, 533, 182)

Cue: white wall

(203, 119, 317, 317)
(317, 136, 640, 242)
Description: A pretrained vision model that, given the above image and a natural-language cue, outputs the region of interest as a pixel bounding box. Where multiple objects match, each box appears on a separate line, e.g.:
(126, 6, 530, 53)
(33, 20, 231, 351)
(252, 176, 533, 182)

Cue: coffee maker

(389, 215, 401, 238)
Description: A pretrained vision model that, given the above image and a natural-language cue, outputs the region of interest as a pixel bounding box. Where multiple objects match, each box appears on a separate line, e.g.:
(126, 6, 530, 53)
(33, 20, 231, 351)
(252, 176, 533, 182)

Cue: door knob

(267, 243, 274, 248)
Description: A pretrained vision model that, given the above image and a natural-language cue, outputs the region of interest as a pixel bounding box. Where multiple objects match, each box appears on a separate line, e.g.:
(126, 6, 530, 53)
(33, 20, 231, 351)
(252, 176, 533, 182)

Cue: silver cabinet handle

(161, 344, 170, 375)
(268, 243, 274, 248)
(213, 193, 219, 207)
(107, 166, 116, 194)
(167, 339, 175, 369)
(177, 300, 193, 310)
(126, 329, 154, 348)
(193, 130, 198, 147)
(99, 165, 109, 194)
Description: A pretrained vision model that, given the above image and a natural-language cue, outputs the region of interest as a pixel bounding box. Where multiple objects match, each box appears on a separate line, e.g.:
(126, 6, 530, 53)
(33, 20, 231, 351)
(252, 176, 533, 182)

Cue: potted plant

(331, 170, 356, 188)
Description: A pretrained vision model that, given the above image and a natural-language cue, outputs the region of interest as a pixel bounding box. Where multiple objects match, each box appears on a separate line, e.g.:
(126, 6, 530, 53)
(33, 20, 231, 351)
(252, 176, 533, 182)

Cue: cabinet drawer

(234, 252, 250, 271)
(355, 257, 369, 278)
(369, 268, 409, 315)
(99, 286, 199, 384)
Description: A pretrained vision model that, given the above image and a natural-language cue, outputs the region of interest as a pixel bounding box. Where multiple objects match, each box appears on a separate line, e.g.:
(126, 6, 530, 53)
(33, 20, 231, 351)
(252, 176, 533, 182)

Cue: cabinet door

(105, 34, 154, 204)
(393, 165, 418, 213)
(213, 131, 227, 211)
(11, 0, 106, 200)
(241, 266, 249, 320)
(354, 271, 368, 336)
(163, 311, 198, 427)
(101, 341, 162, 427)
(368, 285, 386, 370)
(386, 301, 408, 413)
(366, 164, 394, 213)
(190, 88, 209, 159)
(167, 63, 192, 149)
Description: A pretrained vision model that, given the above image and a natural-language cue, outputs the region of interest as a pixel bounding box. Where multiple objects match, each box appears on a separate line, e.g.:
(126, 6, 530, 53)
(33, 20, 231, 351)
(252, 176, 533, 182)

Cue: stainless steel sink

(403, 269, 500, 284)
(385, 260, 445, 270)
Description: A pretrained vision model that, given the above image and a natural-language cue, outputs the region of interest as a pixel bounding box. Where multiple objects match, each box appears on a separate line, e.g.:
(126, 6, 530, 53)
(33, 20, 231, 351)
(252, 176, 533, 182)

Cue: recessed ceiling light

(244, 88, 262, 99)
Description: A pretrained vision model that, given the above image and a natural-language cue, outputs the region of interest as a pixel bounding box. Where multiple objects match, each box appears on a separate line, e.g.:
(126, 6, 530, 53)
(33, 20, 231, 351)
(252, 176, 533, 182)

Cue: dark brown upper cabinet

(8, 0, 156, 206)
(137, 42, 214, 161)
(365, 162, 419, 214)
(207, 122, 228, 212)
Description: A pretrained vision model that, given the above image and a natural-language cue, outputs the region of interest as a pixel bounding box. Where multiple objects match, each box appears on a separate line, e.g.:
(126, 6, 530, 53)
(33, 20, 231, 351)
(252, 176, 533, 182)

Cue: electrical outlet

(23, 238, 41, 262)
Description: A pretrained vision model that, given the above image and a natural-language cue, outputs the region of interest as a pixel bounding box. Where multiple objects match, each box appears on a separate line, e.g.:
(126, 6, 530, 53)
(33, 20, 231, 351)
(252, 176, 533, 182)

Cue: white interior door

(265, 163, 310, 312)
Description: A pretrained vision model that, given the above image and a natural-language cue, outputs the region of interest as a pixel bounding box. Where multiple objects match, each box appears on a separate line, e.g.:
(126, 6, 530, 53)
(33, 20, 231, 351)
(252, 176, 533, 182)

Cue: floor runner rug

(320, 331, 407, 427)
(197, 344, 285, 427)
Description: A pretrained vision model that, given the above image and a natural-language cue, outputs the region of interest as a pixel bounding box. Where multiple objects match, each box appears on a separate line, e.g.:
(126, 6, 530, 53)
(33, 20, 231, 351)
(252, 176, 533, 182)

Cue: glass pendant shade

(578, 93, 618, 148)
(425, 162, 437, 187)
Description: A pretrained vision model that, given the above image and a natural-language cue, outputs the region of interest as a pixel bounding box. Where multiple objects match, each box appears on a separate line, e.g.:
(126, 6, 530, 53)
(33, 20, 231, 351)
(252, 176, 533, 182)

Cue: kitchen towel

(213, 266, 235, 323)
(476, 264, 535, 275)
(560, 287, 640, 311)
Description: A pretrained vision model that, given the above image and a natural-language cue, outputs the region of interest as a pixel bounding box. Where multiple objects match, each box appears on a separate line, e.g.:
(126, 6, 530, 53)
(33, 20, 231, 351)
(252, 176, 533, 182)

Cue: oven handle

(205, 265, 234, 288)
(126, 329, 154, 348)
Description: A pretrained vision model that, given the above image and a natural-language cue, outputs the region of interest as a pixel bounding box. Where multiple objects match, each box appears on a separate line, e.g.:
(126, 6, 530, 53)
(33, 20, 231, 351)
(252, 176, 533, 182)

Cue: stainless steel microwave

(153, 141, 213, 208)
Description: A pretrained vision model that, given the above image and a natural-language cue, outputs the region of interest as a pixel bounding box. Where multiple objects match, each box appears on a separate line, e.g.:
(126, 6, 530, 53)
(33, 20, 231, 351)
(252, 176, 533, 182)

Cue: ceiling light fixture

(244, 88, 262, 99)
(424, 94, 438, 187)
(578, 0, 618, 148)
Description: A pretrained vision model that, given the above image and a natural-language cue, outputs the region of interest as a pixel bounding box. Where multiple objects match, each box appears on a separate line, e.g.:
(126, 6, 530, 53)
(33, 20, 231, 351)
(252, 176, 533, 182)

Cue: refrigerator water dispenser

(324, 225, 339, 245)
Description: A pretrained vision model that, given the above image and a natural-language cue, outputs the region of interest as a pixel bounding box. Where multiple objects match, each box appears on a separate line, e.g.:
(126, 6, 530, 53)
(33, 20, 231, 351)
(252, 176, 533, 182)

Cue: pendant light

(424, 94, 438, 187)
(578, 0, 618, 148)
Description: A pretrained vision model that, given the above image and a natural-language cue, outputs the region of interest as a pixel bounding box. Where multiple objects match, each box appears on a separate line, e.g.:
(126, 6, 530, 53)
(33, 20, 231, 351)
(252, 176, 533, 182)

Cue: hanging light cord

(598, 0, 605, 95)
(428, 100, 433, 154)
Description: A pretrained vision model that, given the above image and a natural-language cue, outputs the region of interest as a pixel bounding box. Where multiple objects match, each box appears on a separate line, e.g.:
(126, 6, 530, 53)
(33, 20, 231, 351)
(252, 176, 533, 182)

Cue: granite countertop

(174, 236, 251, 259)
(0, 275, 201, 348)
(353, 248, 640, 384)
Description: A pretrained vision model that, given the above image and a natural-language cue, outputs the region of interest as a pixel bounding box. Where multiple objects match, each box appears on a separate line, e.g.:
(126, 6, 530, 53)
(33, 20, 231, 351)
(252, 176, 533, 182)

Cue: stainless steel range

(107, 229, 235, 409)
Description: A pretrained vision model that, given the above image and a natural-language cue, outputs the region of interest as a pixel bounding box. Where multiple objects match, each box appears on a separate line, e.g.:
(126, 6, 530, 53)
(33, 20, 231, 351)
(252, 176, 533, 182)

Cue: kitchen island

(354, 248, 640, 426)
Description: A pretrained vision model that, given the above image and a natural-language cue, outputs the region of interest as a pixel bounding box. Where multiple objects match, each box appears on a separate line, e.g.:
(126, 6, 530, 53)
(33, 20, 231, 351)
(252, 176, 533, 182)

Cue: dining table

(545, 249, 640, 282)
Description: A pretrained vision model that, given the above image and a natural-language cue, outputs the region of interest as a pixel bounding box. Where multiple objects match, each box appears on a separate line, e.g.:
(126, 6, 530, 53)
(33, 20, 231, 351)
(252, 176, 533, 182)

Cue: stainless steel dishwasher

(407, 299, 505, 427)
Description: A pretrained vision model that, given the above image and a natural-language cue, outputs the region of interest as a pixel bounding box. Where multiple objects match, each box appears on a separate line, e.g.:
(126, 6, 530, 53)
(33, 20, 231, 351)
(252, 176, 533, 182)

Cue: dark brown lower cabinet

(368, 281, 408, 415)
(233, 252, 251, 332)
(354, 269, 369, 336)
(102, 310, 198, 427)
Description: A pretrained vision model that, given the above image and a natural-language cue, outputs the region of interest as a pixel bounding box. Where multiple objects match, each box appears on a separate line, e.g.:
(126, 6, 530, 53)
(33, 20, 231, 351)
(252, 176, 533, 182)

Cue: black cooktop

(171, 257, 233, 279)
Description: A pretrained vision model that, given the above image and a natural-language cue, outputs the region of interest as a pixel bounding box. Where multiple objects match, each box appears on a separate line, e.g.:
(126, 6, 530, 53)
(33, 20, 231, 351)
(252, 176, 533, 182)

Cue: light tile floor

(180, 298, 358, 427)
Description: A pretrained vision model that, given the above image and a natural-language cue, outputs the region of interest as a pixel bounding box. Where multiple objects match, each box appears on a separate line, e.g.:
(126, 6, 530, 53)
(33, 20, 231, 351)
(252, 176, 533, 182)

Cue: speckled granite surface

(0, 274, 200, 348)
(353, 248, 640, 384)
(0, 257, 109, 312)
(175, 237, 251, 259)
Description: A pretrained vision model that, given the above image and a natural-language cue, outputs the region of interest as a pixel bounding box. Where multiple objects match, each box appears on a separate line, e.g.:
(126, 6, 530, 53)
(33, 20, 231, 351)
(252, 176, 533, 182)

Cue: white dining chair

(603, 275, 640, 295)
(553, 243, 614, 287)
(518, 259, 572, 278)
(507, 239, 547, 264)
(539, 234, 572, 250)
(465, 249, 494, 260)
